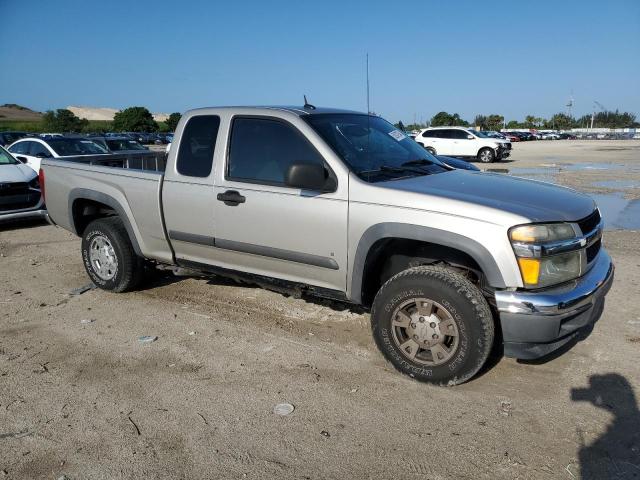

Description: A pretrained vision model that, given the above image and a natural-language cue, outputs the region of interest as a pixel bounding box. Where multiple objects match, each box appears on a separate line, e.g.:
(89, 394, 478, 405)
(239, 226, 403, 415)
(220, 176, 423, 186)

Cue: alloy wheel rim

(390, 298, 459, 366)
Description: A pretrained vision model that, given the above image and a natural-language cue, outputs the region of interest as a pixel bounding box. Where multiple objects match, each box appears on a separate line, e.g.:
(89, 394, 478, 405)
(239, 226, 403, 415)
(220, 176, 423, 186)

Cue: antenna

(566, 93, 573, 118)
(366, 53, 370, 114)
(303, 95, 316, 110)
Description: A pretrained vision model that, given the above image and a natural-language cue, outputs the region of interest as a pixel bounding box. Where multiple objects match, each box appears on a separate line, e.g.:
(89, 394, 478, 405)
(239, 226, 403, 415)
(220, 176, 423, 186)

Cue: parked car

(415, 126, 511, 163)
(558, 133, 577, 140)
(480, 130, 507, 140)
(90, 136, 149, 153)
(0, 145, 46, 222)
(0, 131, 28, 147)
(540, 132, 561, 140)
(501, 132, 521, 142)
(7, 137, 109, 172)
(41, 105, 613, 385)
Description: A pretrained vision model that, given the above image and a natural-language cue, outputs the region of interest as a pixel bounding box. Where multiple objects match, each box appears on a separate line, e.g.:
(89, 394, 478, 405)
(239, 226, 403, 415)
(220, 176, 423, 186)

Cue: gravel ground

(1, 140, 639, 479)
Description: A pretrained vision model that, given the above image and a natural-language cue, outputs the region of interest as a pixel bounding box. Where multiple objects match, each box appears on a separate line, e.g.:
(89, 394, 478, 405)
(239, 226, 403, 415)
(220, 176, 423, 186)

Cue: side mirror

(285, 163, 334, 192)
(16, 156, 28, 163)
(467, 134, 474, 139)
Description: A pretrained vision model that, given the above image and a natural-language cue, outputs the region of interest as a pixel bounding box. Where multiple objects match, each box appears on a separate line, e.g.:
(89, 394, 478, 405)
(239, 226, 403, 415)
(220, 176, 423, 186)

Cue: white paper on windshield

(388, 130, 406, 141)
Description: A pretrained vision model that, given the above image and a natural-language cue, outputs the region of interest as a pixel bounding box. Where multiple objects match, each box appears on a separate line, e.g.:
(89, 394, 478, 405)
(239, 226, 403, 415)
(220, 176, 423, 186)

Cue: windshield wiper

(401, 159, 434, 167)
(359, 165, 430, 177)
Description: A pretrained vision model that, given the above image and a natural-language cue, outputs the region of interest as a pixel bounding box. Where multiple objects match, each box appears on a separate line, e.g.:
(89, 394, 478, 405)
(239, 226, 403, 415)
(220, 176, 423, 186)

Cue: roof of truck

(186, 106, 366, 116)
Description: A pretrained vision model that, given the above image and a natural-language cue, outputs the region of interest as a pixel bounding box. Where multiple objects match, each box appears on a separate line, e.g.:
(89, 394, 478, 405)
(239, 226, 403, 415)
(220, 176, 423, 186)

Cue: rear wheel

(477, 148, 495, 163)
(371, 265, 494, 385)
(81, 217, 143, 292)
(425, 146, 436, 155)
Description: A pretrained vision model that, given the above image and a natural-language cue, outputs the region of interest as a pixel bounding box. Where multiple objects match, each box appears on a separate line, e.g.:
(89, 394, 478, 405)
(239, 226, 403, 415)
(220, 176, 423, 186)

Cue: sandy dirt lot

(1, 141, 639, 479)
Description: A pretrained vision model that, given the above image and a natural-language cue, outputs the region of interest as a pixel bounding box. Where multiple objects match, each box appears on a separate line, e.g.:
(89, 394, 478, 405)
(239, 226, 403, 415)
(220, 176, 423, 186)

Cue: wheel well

(360, 238, 484, 307)
(72, 198, 117, 236)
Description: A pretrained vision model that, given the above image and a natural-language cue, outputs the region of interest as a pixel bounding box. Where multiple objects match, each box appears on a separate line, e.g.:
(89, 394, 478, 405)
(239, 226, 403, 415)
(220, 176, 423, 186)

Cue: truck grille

(0, 183, 41, 212)
(577, 209, 602, 265)
(586, 239, 601, 263)
(577, 209, 601, 235)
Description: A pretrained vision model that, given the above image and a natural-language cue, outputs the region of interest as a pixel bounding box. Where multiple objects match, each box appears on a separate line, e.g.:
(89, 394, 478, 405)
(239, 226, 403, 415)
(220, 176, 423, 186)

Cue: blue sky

(1, 0, 638, 123)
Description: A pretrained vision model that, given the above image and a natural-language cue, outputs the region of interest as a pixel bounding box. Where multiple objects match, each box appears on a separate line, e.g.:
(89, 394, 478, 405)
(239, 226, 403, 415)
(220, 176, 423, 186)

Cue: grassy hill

(0, 104, 43, 121)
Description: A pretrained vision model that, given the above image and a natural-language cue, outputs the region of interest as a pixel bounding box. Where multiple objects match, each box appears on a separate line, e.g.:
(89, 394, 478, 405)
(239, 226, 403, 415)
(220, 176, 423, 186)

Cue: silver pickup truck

(41, 106, 614, 385)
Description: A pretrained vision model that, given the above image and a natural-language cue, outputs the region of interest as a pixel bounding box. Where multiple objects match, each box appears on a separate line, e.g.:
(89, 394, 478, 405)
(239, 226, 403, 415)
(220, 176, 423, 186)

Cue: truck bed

(42, 154, 174, 264)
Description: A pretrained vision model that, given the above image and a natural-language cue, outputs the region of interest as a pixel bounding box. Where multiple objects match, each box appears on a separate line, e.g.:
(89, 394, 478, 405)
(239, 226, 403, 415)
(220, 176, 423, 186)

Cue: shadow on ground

(572, 373, 640, 479)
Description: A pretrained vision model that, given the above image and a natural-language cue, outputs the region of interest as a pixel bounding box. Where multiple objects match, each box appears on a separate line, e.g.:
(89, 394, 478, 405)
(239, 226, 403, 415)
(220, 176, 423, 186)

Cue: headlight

(510, 223, 576, 243)
(509, 223, 584, 288)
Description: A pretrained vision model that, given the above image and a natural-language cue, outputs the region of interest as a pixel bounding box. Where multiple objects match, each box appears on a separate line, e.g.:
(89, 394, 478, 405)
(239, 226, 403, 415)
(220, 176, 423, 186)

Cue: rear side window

(176, 115, 220, 177)
(227, 117, 325, 186)
(422, 130, 436, 138)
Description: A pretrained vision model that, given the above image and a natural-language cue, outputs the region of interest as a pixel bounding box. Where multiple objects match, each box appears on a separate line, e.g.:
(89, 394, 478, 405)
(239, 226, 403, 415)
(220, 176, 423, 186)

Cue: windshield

(304, 114, 448, 182)
(47, 138, 109, 156)
(0, 146, 19, 165)
(106, 139, 146, 151)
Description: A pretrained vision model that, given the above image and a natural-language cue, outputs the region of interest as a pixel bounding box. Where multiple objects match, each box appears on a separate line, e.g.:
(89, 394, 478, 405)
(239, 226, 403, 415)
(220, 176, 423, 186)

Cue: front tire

(371, 266, 494, 385)
(425, 146, 437, 155)
(477, 148, 495, 163)
(81, 217, 143, 292)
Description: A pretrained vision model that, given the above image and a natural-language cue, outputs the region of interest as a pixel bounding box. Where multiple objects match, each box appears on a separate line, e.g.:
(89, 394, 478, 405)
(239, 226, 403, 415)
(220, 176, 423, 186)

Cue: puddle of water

(590, 193, 640, 230)
(564, 162, 626, 171)
(592, 180, 639, 189)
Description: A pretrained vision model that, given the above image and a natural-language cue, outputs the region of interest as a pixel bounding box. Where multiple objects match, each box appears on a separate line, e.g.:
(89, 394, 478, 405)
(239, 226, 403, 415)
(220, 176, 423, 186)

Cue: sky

(1, 0, 639, 124)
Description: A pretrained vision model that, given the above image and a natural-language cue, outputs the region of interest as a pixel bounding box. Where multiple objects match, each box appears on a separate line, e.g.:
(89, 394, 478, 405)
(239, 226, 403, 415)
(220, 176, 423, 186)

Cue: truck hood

(0, 163, 37, 183)
(376, 170, 596, 222)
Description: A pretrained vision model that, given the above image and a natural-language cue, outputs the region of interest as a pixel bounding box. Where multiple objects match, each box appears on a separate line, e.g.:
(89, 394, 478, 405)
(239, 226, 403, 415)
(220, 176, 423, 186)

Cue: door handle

(217, 190, 246, 206)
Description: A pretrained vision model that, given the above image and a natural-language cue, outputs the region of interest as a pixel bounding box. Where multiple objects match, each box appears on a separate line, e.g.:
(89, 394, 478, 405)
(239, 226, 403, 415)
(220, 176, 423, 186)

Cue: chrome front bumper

(494, 250, 614, 359)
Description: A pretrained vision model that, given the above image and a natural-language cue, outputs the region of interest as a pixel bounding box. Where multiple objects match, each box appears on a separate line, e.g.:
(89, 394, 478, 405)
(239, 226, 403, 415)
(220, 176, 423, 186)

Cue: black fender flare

(349, 222, 506, 304)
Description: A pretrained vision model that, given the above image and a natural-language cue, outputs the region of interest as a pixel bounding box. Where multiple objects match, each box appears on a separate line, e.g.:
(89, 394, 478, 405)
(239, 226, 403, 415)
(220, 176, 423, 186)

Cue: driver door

(212, 116, 348, 292)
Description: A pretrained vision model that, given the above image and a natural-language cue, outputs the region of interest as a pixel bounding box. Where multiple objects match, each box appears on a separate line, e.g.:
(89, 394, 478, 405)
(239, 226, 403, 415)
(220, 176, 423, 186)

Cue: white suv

(416, 127, 511, 163)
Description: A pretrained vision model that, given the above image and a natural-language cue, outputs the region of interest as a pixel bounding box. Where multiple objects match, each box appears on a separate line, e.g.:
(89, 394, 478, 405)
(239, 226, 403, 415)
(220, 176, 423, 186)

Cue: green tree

(485, 114, 504, 131)
(112, 107, 158, 132)
(545, 113, 575, 130)
(506, 120, 522, 129)
(430, 111, 468, 127)
(165, 112, 181, 132)
(42, 109, 89, 132)
(474, 115, 487, 129)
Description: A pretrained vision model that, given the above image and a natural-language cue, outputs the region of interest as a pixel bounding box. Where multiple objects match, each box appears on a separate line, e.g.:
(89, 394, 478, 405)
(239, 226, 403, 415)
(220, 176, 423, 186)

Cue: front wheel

(425, 146, 437, 155)
(81, 217, 143, 292)
(477, 148, 496, 163)
(371, 265, 494, 385)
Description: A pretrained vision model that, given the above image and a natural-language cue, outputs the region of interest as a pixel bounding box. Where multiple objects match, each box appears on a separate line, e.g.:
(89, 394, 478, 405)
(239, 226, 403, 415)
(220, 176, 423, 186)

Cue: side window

(227, 117, 325, 186)
(451, 130, 469, 139)
(30, 142, 52, 157)
(176, 115, 220, 177)
(421, 130, 435, 138)
(436, 130, 451, 139)
(9, 141, 29, 155)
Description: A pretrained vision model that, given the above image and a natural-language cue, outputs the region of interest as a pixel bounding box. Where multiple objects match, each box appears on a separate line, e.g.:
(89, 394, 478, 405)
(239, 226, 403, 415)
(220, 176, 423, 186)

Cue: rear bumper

(494, 250, 614, 359)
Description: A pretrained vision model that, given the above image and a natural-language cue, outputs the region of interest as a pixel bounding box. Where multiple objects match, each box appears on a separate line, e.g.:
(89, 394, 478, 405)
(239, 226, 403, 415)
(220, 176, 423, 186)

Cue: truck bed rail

(60, 151, 167, 172)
